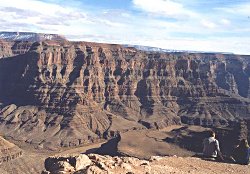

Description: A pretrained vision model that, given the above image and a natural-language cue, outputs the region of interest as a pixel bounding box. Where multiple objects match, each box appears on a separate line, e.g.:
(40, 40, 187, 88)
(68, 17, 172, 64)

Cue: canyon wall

(0, 41, 249, 148)
(0, 40, 32, 58)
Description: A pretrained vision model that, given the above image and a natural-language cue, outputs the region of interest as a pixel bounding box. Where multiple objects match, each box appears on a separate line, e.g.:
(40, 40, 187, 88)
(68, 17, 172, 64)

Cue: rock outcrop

(0, 136, 22, 163)
(42, 153, 250, 174)
(44, 154, 92, 173)
(0, 40, 250, 149)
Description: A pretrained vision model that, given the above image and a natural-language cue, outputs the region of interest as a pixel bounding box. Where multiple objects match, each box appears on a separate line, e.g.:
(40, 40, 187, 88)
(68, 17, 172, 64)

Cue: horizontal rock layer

(0, 41, 250, 148)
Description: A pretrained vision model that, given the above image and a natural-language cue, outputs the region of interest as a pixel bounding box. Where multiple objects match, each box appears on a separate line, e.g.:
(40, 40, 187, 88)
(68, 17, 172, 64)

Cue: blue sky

(0, 0, 250, 54)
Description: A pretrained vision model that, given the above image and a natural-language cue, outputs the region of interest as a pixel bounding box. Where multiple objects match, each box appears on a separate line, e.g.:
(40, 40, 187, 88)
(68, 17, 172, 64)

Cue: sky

(0, 0, 250, 54)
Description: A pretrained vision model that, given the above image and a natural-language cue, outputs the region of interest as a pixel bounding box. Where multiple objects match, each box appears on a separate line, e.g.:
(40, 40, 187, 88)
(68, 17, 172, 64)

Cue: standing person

(231, 139, 250, 165)
(202, 130, 224, 161)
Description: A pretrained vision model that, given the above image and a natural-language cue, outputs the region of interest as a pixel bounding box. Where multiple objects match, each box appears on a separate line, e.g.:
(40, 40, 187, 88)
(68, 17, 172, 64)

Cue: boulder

(75, 154, 92, 171)
(44, 154, 92, 173)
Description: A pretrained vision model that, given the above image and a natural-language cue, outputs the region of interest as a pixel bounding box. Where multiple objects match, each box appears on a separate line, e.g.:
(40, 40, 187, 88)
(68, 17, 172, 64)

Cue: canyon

(0, 32, 250, 173)
(0, 34, 250, 150)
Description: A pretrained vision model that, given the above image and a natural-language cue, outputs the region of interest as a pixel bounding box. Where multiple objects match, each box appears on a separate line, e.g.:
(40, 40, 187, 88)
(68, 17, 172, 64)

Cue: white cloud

(96, 19, 125, 27)
(217, 3, 250, 16)
(0, 0, 249, 55)
(132, 0, 197, 18)
(0, 0, 127, 35)
(0, 0, 68, 15)
(0, 0, 88, 33)
(201, 19, 217, 29)
(221, 19, 231, 26)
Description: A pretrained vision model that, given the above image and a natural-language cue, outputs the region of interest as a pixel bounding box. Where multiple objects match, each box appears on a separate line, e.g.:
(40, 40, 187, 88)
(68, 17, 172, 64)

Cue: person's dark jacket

(232, 146, 250, 165)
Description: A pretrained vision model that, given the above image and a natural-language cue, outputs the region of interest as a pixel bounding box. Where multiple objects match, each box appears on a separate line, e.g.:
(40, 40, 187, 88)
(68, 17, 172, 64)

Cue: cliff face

(0, 41, 249, 148)
(0, 40, 33, 58)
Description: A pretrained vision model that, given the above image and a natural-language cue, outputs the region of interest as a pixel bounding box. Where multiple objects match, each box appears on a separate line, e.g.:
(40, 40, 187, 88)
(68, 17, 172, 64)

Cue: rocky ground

(0, 138, 107, 174)
(0, 125, 249, 174)
(43, 153, 250, 174)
